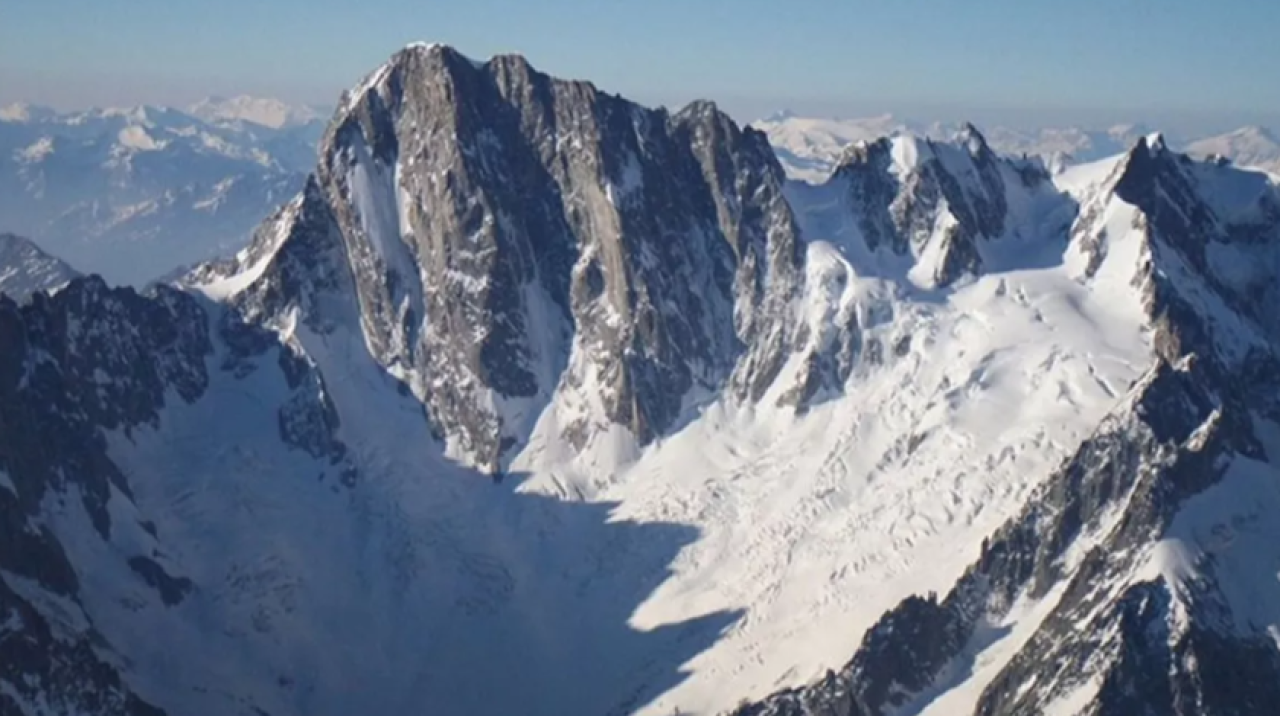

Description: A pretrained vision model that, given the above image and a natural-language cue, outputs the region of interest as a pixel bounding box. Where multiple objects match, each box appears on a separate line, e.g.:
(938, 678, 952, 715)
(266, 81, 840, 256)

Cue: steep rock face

(0, 279, 211, 536)
(196, 44, 804, 471)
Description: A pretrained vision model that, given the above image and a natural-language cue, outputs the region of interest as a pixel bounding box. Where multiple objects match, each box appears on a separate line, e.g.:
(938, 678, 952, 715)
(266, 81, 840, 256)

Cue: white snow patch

(404, 41, 443, 52)
(16, 136, 54, 162)
(193, 177, 238, 211)
(1, 569, 90, 636)
(906, 205, 957, 288)
(1053, 152, 1127, 198)
(116, 125, 164, 151)
(890, 135, 924, 173)
(347, 134, 420, 288)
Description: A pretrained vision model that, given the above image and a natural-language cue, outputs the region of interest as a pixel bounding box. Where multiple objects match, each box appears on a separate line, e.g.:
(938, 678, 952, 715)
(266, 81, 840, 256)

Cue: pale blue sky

(2, 0, 1277, 130)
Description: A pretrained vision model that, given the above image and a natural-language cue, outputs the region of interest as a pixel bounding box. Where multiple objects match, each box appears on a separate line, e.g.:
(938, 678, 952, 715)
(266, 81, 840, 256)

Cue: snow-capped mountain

(0, 103, 57, 123)
(0, 102, 324, 285)
(0, 233, 79, 300)
(751, 112, 926, 183)
(5, 44, 1280, 716)
(186, 43, 806, 475)
(752, 113, 1148, 183)
(756, 112, 1280, 184)
(982, 123, 1150, 166)
(188, 96, 330, 130)
(1186, 125, 1280, 175)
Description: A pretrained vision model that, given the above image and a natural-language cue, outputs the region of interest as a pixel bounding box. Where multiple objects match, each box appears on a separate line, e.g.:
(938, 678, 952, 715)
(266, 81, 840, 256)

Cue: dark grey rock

(127, 555, 194, 607)
(0, 576, 166, 716)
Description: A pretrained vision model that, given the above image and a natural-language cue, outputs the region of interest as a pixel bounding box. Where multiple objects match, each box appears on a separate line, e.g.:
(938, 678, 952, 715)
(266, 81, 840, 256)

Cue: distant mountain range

(0, 99, 329, 285)
(187, 95, 330, 129)
(753, 111, 1280, 183)
(0, 232, 79, 300)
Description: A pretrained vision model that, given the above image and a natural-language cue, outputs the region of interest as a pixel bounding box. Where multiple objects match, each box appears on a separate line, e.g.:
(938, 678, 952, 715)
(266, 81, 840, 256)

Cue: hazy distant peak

(0, 102, 57, 123)
(188, 95, 327, 129)
(0, 233, 79, 300)
(1185, 124, 1280, 173)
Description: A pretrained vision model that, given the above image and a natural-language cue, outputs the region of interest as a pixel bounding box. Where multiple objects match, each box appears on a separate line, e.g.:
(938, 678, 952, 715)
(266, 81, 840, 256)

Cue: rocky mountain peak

(0, 102, 56, 123)
(198, 45, 805, 472)
(955, 121, 992, 156)
(1112, 132, 1181, 205)
(804, 128, 1028, 288)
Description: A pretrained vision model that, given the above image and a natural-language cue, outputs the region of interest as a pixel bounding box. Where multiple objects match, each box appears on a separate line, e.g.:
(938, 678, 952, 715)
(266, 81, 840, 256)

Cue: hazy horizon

(5, 0, 1280, 136)
(3, 76, 1277, 138)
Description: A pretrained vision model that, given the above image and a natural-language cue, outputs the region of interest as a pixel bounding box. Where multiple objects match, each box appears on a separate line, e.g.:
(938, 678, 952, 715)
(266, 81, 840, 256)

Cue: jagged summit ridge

(732, 127, 1280, 716)
(195, 43, 805, 472)
(788, 122, 1062, 291)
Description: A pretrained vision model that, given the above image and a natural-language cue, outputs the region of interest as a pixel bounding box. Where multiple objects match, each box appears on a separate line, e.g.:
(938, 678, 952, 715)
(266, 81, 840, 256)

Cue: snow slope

(571, 262, 1149, 713)
(731, 130, 1280, 716)
(159, 211, 1156, 715)
(74, 313, 741, 716)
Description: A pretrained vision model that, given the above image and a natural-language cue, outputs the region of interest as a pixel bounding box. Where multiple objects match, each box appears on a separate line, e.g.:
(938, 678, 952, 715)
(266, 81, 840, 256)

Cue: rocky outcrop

(818, 125, 1032, 288)
(0, 577, 165, 716)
